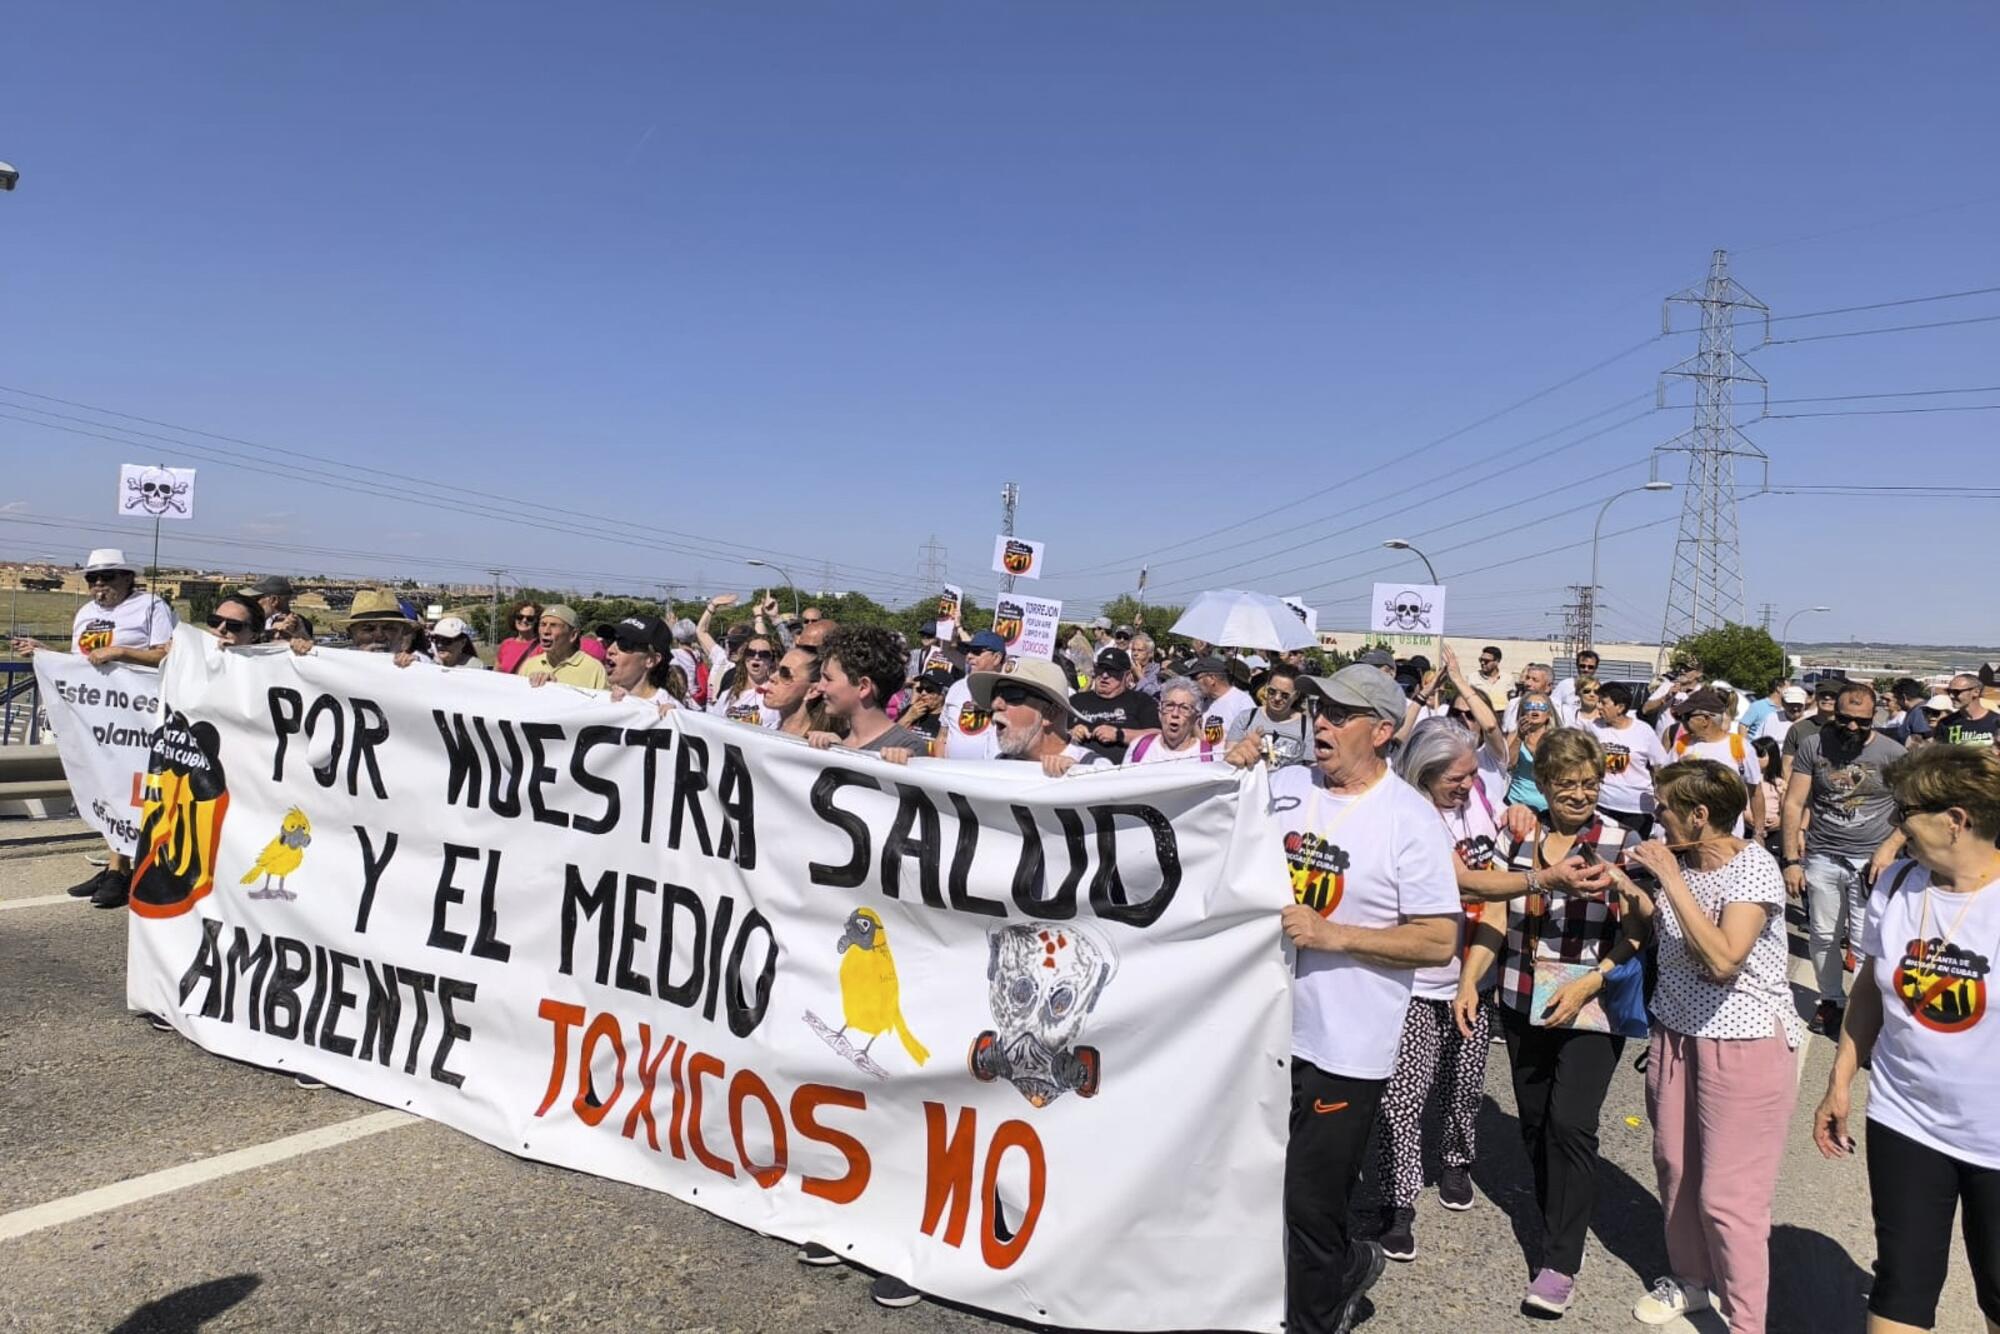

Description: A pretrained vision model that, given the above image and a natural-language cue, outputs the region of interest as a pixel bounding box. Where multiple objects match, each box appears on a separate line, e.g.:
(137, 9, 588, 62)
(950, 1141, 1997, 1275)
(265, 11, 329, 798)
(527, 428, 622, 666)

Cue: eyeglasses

(1897, 801, 1957, 825)
(84, 571, 123, 585)
(1159, 701, 1197, 714)
(1264, 689, 1295, 703)
(207, 614, 250, 633)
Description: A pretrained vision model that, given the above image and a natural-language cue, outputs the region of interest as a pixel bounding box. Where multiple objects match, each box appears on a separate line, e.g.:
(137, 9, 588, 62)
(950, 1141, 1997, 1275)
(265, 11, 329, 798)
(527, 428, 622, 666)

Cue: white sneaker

(1633, 1276, 1709, 1324)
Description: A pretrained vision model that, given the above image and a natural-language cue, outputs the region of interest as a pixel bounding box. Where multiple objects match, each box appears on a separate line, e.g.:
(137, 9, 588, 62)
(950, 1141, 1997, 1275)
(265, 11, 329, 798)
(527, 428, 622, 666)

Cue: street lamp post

(1588, 481, 1674, 646)
(745, 559, 800, 621)
(1780, 605, 1831, 667)
(1380, 539, 1440, 585)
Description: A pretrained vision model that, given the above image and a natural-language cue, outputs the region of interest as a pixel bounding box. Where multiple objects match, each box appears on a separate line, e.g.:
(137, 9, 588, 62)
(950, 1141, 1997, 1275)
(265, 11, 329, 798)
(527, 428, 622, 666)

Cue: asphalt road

(1, 833, 1985, 1334)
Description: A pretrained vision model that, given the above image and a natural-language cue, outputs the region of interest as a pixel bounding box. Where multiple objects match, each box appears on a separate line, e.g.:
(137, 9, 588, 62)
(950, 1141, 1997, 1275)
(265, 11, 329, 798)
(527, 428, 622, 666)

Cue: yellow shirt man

(519, 649, 608, 689)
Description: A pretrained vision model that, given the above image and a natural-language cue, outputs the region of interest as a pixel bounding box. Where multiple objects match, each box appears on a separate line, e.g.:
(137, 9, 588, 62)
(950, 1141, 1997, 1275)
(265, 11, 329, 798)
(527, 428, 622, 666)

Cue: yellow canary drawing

(835, 908, 928, 1066)
(241, 806, 312, 900)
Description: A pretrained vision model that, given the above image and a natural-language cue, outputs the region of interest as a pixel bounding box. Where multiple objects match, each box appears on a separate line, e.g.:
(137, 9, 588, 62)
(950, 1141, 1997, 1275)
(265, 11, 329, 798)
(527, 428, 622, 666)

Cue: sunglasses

(1830, 715, 1874, 731)
(744, 648, 776, 661)
(515, 614, 536, 624)
(1522, 704, 1553, 716)
(912, 680, 942, 694)
(85, 571, 124, 585)
(993, 684, 1039, 707)
(207, 614, 250, 633)
(1479, 657, 1498, 665)
(1317, 703, 1375, 727)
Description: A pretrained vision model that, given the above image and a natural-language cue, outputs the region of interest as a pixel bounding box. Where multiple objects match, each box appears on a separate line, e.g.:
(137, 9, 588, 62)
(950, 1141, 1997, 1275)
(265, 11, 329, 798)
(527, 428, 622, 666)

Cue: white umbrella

(1169, 589, 1318, 652)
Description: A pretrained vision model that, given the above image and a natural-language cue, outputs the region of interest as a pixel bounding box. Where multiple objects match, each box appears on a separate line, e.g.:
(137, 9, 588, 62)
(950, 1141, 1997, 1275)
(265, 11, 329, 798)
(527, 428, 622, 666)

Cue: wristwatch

(1779, 857, 1801, 869)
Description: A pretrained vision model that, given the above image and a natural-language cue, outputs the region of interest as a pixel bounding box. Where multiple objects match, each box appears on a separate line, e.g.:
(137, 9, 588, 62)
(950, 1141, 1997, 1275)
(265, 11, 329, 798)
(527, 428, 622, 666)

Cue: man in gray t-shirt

(1780, 683, 1907, 1023)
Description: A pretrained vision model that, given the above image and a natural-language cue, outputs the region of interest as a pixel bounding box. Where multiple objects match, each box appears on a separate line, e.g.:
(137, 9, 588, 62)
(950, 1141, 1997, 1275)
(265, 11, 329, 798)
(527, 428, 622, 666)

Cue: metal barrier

(2, 662, 45, 746)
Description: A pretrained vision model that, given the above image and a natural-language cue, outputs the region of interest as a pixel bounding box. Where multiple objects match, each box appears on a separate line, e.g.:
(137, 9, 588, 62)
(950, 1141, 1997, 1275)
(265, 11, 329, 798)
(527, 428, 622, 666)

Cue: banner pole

(150, 516, 161, 592)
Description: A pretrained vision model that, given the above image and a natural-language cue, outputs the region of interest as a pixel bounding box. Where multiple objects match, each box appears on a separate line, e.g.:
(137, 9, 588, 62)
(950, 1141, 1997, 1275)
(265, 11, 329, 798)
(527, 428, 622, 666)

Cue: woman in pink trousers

(1611, 758, 1803, 1332)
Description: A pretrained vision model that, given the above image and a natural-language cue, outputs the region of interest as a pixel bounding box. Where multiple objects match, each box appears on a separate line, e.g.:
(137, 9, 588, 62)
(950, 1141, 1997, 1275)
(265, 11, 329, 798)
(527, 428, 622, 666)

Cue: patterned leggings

(1377, 995, 1491, 1209)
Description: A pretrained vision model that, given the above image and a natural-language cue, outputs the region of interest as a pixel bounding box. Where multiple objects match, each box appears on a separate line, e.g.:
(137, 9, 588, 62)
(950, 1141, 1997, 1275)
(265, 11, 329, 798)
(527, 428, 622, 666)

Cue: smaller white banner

(32, 651, 162, 854)
(117, 464, 197, 521)
(991, 535, 1045, 581)
(1370, 582, 1446, 636)
(994, 594, 1063, 660)
(937, 583, 964, 625)
(1280, 596, 1318, 636)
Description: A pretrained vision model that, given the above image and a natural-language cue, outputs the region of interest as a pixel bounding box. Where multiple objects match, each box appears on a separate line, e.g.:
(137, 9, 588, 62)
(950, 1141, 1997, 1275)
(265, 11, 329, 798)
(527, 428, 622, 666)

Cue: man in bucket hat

(10, 547, 179, 909)
(968, 658, 1105, 777)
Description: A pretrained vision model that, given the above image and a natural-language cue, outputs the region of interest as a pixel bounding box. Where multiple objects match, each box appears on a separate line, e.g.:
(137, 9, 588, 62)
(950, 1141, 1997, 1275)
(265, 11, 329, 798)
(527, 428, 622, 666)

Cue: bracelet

(1524, 866, 1542, 895)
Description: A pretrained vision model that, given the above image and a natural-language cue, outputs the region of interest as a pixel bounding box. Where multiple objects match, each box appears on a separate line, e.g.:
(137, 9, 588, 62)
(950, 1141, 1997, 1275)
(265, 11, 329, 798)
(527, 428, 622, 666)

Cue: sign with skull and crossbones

(1369, 581, 1446, 636)
(116, 464, 197, 521)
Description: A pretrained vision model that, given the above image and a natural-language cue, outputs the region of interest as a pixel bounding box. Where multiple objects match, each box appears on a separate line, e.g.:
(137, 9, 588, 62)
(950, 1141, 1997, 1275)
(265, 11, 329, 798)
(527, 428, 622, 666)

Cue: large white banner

(33, 651, 161, 855)
(116, 463, 197, 521)
(129, 627, 1291, 1331)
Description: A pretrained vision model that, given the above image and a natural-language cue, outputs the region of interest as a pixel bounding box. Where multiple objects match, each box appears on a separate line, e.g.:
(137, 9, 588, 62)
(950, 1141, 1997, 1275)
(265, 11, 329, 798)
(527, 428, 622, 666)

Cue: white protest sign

(1280, 596, 1318, 636)
(991, 536, 1045, 581)
(937, 583, 964, 626)
(129, 627, 1291, 1332)
(33, 652, 162, 855)
(117, 463, 197, 521)
(993, 594, 1062, 661)
(1369, 582, 1446, 637)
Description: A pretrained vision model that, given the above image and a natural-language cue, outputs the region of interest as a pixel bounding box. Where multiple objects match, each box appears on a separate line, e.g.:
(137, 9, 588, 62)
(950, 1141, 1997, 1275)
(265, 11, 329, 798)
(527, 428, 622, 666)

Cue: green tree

(1668, 622, 1790, 694)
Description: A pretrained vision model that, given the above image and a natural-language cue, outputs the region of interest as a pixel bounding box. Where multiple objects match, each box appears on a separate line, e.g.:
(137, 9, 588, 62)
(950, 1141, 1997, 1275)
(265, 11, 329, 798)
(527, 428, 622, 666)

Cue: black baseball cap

(1095, 647, 1133, 675)
(609, 615, 672, 655)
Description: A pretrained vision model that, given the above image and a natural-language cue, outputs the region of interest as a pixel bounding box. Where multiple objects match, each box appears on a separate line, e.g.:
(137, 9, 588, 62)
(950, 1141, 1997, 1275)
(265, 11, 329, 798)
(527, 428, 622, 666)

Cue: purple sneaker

(1521, 1267, 1575, 1317)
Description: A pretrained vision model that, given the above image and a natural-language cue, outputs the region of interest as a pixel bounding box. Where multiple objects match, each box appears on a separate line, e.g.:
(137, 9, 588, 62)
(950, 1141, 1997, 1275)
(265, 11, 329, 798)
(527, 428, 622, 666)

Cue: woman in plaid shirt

(1460, 727, 1644, 1318)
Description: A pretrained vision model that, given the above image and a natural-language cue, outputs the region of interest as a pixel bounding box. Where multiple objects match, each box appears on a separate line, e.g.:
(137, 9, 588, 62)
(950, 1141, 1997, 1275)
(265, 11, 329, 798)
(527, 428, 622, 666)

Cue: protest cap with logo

(430, 615, 475, 643)
(238, 574, 294, 599)
(965, 629, 1008, 655)
(342, 588, 416, 626)
(1095, 647, 1133, 676)
(610, 614, 672, 654)
(540, 604, 581, 629)
(1781, 685, 1810, 704)
(1299, 663, 1407, 724)
(1358, 647, 1396, 670)
(1674, 686, 1735, 718)
(83, 548, 137, 575)
(970, 657, 1081, 719)
(1188, 654, 1231, 679)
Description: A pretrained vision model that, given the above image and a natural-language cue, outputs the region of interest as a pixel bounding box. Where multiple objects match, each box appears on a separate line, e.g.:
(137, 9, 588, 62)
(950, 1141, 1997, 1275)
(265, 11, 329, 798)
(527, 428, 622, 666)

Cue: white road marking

(0, 894, 87, 912)
(0, 1110, 417, 1242)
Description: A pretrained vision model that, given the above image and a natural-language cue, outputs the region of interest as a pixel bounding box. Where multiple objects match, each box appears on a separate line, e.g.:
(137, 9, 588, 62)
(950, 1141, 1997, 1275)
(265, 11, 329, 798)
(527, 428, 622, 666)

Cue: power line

(1763, 312, 2000, 346)
(1762, 404, 2000, 420)
(1765, 284, 2000, 324)
(1764, 385, 2000, 404)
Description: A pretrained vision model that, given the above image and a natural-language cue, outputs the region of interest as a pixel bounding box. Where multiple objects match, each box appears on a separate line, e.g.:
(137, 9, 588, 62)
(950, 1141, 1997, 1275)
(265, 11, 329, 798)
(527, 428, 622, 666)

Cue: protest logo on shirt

(1602, 744, 1632, 776)
(1282, 831, 1349, 917)
(956, 702, 993, 736)
(1201, 714, 1228, 748)
(76, 617, 118, 654)
(1454, 835, 1499, 871)
(1893, 937, 1990, 1034)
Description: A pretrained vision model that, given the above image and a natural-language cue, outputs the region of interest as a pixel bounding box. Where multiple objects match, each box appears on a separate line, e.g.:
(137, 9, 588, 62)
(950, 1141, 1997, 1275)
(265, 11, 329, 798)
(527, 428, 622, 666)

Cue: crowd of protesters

(15, 546, 2000, 1332)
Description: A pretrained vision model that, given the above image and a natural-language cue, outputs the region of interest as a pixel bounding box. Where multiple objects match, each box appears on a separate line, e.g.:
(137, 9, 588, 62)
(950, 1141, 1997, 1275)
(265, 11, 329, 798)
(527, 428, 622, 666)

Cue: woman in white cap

(9, 548, 178, 909)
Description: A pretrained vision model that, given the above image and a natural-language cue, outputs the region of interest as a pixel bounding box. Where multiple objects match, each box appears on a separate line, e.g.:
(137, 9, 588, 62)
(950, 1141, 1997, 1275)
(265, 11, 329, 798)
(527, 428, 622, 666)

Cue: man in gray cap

(239, 574, 313, 641)
(1229, 664, 1460, 1334)
(1191, 655, 1256, 750)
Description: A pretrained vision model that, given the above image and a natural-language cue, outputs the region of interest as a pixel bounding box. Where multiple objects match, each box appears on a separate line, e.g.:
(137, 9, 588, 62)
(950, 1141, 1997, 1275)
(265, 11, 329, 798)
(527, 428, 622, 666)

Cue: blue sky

(3, 2, 1997, 644)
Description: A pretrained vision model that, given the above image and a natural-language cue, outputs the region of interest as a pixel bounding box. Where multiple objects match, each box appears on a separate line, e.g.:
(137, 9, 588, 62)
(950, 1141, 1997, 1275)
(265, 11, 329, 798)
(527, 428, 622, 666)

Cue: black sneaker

(1378, 1206, 1416, 1262)
(1438, 1164, 1475, 1211)
(1333, 1240, 1387, 1334)
(90, 874, 130, 909)
(797, 1242, 842, 1267)
(68, 868, 112, 898)
(870, 1274, 923, 1309)
(146, 1014, 175, 1033)
(1810, 1000, 1844, 1037)
(294, 1073, 326, 1090)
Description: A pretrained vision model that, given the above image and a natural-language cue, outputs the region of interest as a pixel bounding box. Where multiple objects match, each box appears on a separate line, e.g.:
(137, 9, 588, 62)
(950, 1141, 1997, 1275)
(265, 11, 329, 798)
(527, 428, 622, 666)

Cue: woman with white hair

(1125, 679, 1220, 764)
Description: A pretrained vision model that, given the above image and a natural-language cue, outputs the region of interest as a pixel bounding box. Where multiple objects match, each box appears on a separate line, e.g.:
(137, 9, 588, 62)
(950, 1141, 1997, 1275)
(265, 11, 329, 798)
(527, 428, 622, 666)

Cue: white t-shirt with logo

(1273, 765, 1461, 1078)
(1199, 687, 1256, 751)
(708, 684, 780, 729)
(71, 592, 176, 654)
(1589, 718, 1671, 816)
(1411, 789, 1499, 1001)
(1860, 863, 2000, 1169)
(941, 679, 1000, 759)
